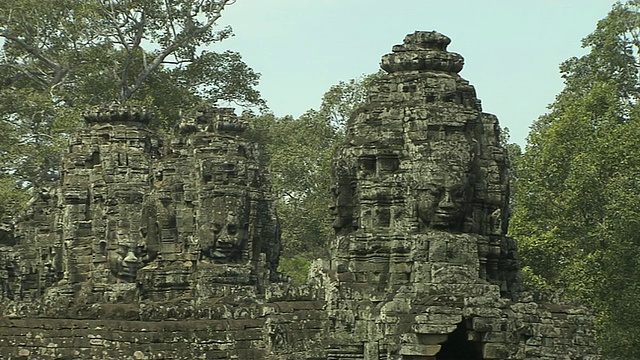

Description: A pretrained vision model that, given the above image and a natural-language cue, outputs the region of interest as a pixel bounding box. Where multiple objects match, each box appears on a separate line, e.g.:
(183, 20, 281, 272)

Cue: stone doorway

(436, 321, 483, 360)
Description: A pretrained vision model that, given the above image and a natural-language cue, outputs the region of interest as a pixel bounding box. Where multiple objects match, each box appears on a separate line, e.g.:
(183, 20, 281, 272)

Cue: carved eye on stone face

(137, 242, 153, 262)
(116, 244, 128, 258)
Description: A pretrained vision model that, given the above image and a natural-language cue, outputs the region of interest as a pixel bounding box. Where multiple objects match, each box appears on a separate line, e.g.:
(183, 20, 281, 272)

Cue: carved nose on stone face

(123, 251, 138, 264)
(439, 191, 455, 209)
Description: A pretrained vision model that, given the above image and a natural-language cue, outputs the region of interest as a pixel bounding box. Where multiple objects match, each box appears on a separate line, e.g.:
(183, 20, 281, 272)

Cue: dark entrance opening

(436, 321, 483, 360)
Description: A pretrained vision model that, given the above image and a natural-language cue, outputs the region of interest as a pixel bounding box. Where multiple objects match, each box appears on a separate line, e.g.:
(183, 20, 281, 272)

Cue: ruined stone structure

(0, 32, 600, 359)
(320, 31, 597, 360)
(5, 106, 280, 305)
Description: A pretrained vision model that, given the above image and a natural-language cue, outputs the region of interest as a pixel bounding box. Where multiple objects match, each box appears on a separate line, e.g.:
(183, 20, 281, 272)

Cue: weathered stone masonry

(0, 32, 600, 359)
(320, 31, 598, 360)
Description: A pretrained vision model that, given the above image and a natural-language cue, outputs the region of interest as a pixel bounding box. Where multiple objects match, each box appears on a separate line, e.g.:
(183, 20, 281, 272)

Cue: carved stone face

(213, 212, 249, 262)
(203, 196, 250, 263)
(107, 237, 143, 279)
(417, 172, 470, 231)
(330, 182, 355, 233)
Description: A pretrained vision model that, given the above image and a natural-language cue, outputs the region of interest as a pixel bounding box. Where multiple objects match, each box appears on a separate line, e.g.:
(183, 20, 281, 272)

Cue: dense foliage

(247, 75, 376, 283)
(0, 0, 262, 223)
(509, 1, 640, 357)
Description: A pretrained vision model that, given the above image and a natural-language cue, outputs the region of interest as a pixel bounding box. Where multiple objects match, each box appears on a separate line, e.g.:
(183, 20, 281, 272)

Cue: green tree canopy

(509, 1, 640, 357)
(1, 0, 261, 107)
(0, 0, 263, 221)
(248, 74, 375, 284)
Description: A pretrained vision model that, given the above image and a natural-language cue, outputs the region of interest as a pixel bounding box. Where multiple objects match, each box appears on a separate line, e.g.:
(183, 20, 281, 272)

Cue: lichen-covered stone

(319, 30, 599, 360)
(2, 105, 281, 308)
(0, 32, 600, 360)
(330, 30, 519, 298)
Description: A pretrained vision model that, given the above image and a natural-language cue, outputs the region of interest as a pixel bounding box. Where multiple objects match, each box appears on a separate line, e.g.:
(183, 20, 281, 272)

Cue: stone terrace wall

(1, 318, 270, 360)
(0, 294, 597, 360)
(0, 280, 330, 360)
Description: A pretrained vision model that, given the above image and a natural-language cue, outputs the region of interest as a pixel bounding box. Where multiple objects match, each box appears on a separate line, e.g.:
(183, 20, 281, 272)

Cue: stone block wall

(0, 282, 330, 360)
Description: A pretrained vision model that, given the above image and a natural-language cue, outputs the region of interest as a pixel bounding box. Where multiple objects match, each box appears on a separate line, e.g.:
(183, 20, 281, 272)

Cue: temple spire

(381, 31, 465, 73)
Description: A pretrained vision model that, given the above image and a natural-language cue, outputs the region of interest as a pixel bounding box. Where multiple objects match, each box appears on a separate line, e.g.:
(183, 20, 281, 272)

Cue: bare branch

(99, 1, 131, 51)
(1, 31, 69, 88)
(133, 11, 145, 49)
(160, 59, 194, 65)
(164, 0, 179, 42)
(123, 0, 232, 100)
(1, 32, 59, 72)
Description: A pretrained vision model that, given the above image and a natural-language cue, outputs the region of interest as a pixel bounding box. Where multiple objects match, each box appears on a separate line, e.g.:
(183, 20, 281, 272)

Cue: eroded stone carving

(330, 31, 516, 298)
(0, 32, 600, 360)
(1, 105, 280, 304)
(321, 31, 599, 360)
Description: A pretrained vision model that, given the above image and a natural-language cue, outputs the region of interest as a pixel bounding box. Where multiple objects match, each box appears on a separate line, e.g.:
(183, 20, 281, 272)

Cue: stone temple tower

(330, 31, 519, 299)
(6, 106, 280, 304)
(324, 31, 598, 360)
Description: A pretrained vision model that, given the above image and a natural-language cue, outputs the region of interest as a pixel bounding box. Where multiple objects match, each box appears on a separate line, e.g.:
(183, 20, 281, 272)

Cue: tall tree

(248, 74, 375, 283)
(317, 74, 379, 130)
(0, 0, 261, 105)
(509, 1, 640, 357)
(0, 0, 263, 221)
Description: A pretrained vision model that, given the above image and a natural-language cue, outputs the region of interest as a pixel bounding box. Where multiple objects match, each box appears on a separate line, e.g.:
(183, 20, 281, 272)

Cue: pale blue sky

(213, 1, 616, 146)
